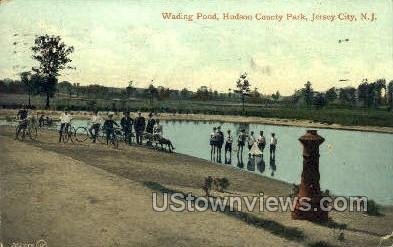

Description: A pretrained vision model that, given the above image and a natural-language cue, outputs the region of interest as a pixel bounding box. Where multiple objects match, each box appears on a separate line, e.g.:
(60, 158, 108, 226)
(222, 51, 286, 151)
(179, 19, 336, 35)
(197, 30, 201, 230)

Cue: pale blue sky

(0, 0, 392, 95)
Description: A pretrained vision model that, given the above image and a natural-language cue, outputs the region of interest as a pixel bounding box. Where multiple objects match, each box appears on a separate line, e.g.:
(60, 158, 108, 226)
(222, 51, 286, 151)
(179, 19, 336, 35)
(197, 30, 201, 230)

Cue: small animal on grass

(156, 137, 175, 152)
(142, 133, 175, 152)
(202, 176, 230, 196)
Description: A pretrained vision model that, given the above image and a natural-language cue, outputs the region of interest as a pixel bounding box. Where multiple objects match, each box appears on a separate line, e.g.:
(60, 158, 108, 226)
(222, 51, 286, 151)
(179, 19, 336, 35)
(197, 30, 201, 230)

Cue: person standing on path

(89, 110, 102, 143)
(134, 112, 146, 145)
(120, 111, 133, 145)
(146, 112, 156, 134)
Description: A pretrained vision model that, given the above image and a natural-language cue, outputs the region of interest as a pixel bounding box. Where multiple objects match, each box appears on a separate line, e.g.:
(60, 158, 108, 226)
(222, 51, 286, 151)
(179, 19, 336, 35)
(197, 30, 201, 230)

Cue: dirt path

(1, 126, 392, 246)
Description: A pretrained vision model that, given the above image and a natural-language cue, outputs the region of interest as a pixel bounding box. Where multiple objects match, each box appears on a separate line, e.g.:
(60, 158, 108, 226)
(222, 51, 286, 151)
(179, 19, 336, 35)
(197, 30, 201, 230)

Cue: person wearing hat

(145, 112, 156, 135)
(58, 108, 72, 143)
(237, 129, 246, 156)
(103, 112, 119, 145)
(89, 110, 102, 143)
(216, 126, 224, 162)
(257, 130, 266, 152)
(120, 111, 133, 145)
(15, 104, 29, 140)
(224, 129, 233, 163)
(270, 133, 278, 159)
(134, 111, 146, 145)
(210, 127, 217, 159)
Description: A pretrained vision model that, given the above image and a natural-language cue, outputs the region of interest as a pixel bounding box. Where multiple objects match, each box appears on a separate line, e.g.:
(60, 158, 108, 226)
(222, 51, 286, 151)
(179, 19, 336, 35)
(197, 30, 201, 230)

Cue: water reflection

(256, 155, 266, 173)
(270, 156, 277, 177)
(237, 153, 244, 169)
(247, 156, 256, 171)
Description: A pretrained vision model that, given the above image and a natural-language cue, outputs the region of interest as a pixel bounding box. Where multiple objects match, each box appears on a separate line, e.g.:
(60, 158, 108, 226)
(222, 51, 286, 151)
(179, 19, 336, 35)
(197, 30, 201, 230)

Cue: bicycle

(15, 118, 38, 141)
(105, 127, 123, 149)
(59, 123, 76, 143)
(74, 124, 106, 143)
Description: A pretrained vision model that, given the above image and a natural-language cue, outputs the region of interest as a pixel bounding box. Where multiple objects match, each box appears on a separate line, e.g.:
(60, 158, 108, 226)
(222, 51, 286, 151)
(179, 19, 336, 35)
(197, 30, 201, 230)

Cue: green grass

(1, 93, 393, 127)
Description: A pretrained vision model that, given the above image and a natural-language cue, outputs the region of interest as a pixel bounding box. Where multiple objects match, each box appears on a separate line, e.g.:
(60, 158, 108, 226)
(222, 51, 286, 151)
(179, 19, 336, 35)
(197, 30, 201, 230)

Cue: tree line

(293, 79, 393, 110)
(1, 34, 393, 112)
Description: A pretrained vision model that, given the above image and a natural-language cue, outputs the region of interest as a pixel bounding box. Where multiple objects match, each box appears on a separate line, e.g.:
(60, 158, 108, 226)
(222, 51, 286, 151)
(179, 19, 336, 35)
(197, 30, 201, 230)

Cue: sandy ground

(1, 126, 392, 247)
(1, 109, 393, 134)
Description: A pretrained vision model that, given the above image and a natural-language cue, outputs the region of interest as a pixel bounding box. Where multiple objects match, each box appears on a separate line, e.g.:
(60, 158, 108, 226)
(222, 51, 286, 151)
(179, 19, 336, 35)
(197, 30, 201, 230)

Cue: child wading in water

(270, 133, 278, 159)
(224, 129, 233, 163)
(257, 130, 266, 152)
(210, 127, 217, 159)
(237, 129, 246, 157)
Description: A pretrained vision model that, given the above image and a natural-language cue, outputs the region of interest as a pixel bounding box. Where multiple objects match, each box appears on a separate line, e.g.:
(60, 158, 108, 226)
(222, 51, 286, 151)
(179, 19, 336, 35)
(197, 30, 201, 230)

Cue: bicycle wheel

(68, 126, 76, 143)
(62, 126, 73, 143)
(96, 129, 106, 144)
(74, 127, 89, 142)
(62, 130, 70, 143)
(29, 126, 38, 140)
(20, 127, 27, 141)
(15, 125, 20, 140)
(112, 135, 119, 149)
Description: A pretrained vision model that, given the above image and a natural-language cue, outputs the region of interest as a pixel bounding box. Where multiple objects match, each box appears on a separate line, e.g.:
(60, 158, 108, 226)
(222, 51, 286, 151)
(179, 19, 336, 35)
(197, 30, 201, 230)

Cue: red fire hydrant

(292, 130, 328, 222)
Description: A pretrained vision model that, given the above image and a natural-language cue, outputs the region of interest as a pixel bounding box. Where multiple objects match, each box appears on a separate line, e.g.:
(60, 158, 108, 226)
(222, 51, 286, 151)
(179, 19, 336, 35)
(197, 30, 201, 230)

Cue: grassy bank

(1, 93, 393, 127)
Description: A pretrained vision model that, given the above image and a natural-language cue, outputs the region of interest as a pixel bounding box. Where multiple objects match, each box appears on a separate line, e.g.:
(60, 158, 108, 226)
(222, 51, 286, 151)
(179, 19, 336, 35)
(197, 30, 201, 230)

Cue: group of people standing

(210, 127, 278, 163)
(58, 109, 163, 146)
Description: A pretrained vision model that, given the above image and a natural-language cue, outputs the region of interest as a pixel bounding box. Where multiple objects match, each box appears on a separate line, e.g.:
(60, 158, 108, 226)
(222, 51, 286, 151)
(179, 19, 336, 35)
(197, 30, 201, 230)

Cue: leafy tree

(303, 81, 313, 107)
(146, 83, 158, 105)
(373, 79, 386, 107)
(339, 87, 356, 106)
(31, 34, 74, 108)
(234, 73, 251, 115)
(20, 71, 33, 106)
(325, 87, 337, 103)
(195, 86, 209, 100)
(388, 80, 393, 111)
(358, 79, 386, 108)
(357, 80, 369, 107)
(271, 91, 280, 101)
(180, 88, 191, 99)
(126, 81, 135, 98)
(313, 92, 327, 109)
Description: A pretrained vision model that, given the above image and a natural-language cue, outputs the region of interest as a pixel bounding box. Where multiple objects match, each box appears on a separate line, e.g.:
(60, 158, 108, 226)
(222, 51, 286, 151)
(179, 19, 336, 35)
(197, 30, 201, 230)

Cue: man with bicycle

(89, 110, 102, 143)
(59, 109, 72, 143)
(103, 112, 119, 145)
(120, 111, 133, 145)
(15, 105, 29, 140)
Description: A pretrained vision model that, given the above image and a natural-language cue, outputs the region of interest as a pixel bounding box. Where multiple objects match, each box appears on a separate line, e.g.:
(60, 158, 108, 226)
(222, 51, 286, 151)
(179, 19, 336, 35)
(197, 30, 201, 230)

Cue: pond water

(1, 118, 393, 205)
(160, 120, 393, 205)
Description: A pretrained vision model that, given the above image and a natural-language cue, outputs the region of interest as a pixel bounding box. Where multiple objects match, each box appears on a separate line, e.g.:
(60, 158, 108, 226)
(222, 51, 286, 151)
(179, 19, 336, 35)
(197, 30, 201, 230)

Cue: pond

(1, 118, 392, 205)
(161, 120, 393, 206)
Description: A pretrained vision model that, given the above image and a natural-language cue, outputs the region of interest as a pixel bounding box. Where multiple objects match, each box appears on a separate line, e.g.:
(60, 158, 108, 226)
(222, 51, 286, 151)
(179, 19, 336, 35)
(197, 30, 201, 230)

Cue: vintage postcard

(0, 0, 392, 246)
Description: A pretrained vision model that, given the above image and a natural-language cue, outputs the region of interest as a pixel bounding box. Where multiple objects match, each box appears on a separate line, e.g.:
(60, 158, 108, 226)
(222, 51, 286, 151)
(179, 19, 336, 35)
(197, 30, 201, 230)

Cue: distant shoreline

(1, 109, 392, 134)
